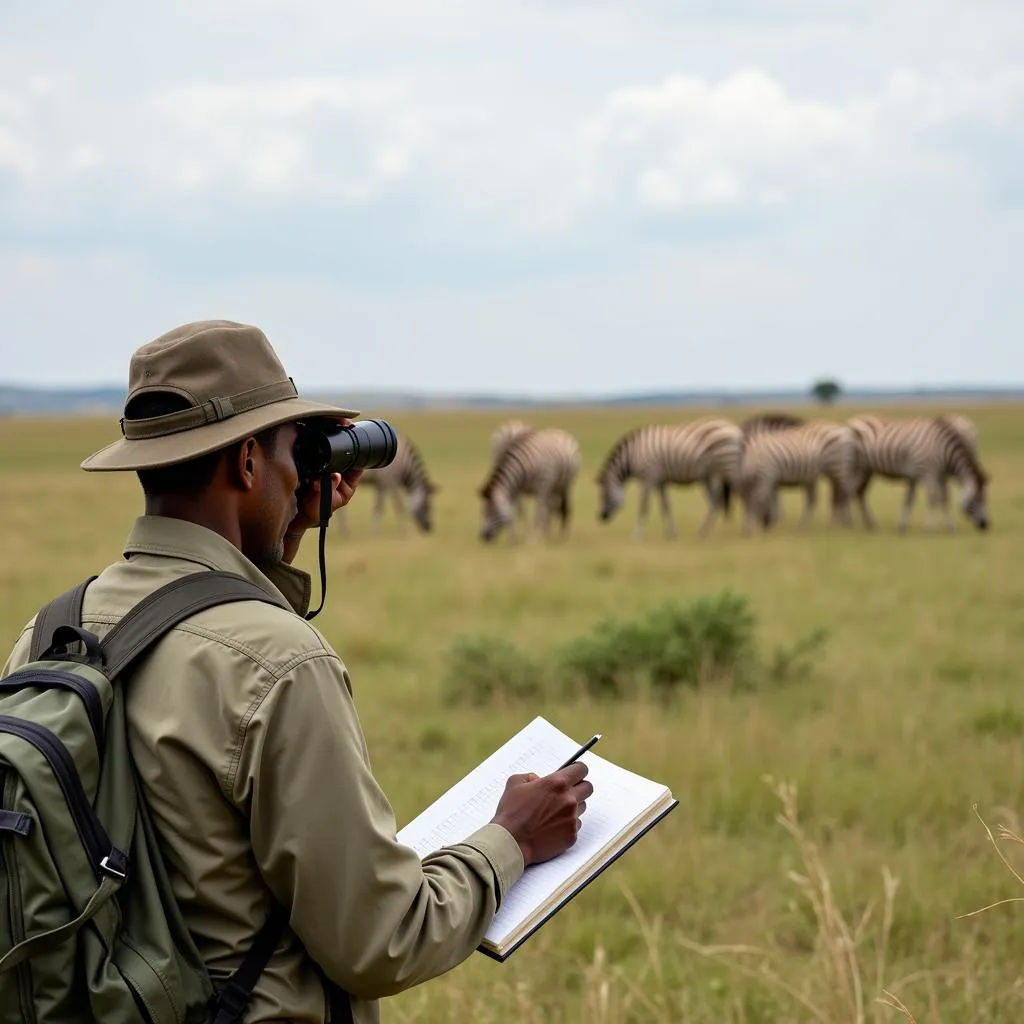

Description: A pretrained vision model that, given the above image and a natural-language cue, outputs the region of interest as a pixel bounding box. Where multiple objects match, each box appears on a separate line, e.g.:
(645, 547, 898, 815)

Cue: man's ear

(232, 437, 259, 491)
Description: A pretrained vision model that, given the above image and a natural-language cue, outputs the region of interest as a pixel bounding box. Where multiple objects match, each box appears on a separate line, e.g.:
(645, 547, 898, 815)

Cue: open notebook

(396, 715, 678, 961)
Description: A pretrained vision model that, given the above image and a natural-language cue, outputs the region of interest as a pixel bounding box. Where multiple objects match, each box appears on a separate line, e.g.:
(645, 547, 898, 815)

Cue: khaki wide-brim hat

(81, 320, 360, 472)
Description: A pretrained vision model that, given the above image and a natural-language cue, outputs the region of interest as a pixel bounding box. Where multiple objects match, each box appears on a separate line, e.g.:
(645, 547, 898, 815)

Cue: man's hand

(283, 469, 363, 564)
(491, 763, 593, 867)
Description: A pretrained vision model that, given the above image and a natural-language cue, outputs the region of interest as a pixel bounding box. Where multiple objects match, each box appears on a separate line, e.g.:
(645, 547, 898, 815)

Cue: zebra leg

(696, 481, 718, 537)
(939, 478, 955, 531)
(634, 484, 652, 540)
(798, 481, 818, 529)
(832, 479, 854, 527)
(370, 487, 386, 535)
(558, 489, 571, 539)
(923, 476, 945, 532)
(855, 477, 877, 530)
(658, 484, 677, 539)
(897, 480, 918, 532)
(335, 506, 350, 536)
(533, 490, 553, 541)
(393, 489, 408, 537)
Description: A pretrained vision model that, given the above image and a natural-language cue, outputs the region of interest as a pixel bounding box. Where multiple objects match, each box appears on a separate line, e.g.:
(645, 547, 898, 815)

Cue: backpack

(0, 570, 348, 1024)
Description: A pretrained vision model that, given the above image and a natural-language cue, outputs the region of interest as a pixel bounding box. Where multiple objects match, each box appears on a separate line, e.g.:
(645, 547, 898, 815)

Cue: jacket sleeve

(234, 650, 525, 1000)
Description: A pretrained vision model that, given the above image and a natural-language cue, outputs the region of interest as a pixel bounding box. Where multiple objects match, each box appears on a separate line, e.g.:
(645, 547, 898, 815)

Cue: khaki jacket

(2, 516, 524, 1023)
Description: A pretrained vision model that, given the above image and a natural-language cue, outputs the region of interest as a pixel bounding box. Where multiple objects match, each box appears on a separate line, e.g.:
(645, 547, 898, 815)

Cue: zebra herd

(335, 410, 991, 541)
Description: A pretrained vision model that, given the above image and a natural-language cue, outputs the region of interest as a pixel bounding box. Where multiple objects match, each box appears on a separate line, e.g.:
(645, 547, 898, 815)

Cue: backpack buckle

(213, 979, 250, 1024)
(100, 849, 128, 881)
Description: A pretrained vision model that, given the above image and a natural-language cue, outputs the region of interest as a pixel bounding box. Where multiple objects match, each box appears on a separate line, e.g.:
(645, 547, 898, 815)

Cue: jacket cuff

(455, 822, 525, 905)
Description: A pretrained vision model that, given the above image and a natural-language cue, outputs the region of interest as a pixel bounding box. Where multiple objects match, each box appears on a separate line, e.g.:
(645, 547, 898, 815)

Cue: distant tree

(810, 379, 842, 405)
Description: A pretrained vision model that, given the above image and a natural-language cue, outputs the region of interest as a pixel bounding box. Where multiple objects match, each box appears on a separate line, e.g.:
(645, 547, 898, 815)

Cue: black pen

(555, 733, 602, 771)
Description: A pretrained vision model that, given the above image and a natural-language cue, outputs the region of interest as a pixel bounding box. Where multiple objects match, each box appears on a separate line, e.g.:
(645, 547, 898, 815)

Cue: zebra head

(596, 470, 626, 521)
(959, 471, 991, 530)
(408, 480, 437, 533)
(478, 484, 516, 542)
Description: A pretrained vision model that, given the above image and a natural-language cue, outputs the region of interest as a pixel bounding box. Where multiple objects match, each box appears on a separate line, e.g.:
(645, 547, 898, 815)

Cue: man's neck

(143, 498, 244, 552)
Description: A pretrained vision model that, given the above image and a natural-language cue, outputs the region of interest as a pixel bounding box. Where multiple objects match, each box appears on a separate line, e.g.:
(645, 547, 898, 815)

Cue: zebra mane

(479, 434, 529, 497)
(934, 415, 988, 484)
(401, 437, 436, 492)
(596, 427, 643, 482)
(740, 412, 805, 435)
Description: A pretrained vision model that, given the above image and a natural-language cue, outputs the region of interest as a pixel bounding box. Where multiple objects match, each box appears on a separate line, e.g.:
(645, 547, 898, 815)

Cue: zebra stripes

(847, 414, 990, 531)
(595, 418, 744, 538)
(738, 421, 865, 531)
(491, 419, 534, 461)
(478, 428, 581, 542)
(336, 433, 437, 535)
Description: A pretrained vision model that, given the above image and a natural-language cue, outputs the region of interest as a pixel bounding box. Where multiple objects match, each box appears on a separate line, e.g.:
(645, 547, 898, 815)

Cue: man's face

(244, 421, 301, 565)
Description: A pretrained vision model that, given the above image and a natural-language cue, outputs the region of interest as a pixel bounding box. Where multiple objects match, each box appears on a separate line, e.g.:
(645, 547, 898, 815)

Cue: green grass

(2, 402, 1024, 1022)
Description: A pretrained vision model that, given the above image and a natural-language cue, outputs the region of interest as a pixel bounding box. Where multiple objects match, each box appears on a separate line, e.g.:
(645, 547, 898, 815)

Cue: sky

(1, 1, 1022, 397)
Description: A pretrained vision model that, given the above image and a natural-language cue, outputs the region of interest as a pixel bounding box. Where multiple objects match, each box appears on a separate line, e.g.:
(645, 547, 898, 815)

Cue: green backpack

(0, 571, 296, 1024)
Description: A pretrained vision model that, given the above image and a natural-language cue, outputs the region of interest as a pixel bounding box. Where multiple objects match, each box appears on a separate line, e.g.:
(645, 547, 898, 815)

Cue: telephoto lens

(294, 418, 399, 482)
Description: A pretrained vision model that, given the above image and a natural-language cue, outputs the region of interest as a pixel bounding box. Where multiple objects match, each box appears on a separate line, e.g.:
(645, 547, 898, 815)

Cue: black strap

(30, 576, 97, 661)
(212, 906, 289, 1024)
(304, 471, 334, 622)
(99, 571, 288, 679)
(328, 981, 355, 1024)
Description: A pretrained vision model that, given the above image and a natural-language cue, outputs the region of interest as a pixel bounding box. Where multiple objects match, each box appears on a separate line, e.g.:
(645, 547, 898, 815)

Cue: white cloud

(577, 64, 1024, 215)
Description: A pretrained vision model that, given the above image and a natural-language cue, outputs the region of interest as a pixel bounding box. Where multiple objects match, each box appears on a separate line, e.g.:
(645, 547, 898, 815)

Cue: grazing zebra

(847, 414, 990, 531)
(596, 418, 744, 539)
(739, 412, 808, 522)
(335, 434, 437, 535)
(740, 411, 806, 437)
(738, 421, 867, 532)
(478, 428, 581, 543)
(489, 419, 535, 536)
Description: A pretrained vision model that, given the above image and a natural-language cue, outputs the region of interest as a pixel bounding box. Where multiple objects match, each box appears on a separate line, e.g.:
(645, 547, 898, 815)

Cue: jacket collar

(122, 515, 312, 618)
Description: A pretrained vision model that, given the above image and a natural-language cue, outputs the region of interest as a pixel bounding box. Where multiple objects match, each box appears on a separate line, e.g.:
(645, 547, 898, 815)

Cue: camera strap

(304, 470, 334, 622)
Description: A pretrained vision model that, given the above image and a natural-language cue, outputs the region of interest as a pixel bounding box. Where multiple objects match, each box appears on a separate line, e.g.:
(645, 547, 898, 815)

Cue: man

(1, 320, 592, 1023)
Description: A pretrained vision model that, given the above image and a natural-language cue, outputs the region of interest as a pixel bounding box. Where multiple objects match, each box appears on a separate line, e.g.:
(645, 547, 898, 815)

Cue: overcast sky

(1, 1, 1022, 396)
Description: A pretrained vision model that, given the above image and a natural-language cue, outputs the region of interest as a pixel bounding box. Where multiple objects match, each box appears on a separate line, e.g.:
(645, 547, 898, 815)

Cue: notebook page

(396, 716, 579, 857)
(396, 716, 670, 948)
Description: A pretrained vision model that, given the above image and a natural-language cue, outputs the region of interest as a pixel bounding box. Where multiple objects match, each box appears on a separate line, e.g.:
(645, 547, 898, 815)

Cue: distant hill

(1, 384, 1023, 417)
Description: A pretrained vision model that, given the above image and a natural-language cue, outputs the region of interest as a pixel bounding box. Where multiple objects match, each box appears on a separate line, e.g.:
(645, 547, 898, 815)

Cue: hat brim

(80, 396, 361, 472)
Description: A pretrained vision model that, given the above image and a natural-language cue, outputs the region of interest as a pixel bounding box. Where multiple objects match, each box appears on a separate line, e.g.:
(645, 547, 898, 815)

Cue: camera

(294, 418, 399, 483)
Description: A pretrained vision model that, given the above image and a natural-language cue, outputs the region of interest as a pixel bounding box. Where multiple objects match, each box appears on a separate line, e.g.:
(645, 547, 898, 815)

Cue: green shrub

(556, 590, 761, 700)
(441, 634, 545, 707)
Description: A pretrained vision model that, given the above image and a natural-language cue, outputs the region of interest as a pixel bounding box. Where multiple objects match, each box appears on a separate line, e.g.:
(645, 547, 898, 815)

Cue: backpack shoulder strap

(29, 576, 98, 661)
(99, 570, 289, 680)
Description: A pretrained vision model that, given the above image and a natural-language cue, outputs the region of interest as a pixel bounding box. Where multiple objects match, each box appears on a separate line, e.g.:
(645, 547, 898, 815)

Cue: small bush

(441, 634, 545, 707)
(556, 590, 762, 700)
(973, 704, 1024, 740)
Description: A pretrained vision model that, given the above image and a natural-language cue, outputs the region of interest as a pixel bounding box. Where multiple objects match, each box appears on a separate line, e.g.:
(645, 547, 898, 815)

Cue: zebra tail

(721, 479, 732, 517)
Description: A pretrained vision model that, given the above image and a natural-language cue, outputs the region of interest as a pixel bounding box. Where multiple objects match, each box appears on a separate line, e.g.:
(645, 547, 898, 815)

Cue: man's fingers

(573, 779, 594, 803)
(552, 762, 589, 786)
(506, 772, 539, 788)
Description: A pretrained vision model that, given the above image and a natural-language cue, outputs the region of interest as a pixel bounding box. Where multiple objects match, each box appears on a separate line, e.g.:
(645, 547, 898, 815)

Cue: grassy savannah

(2, 401, 1023, 1023)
